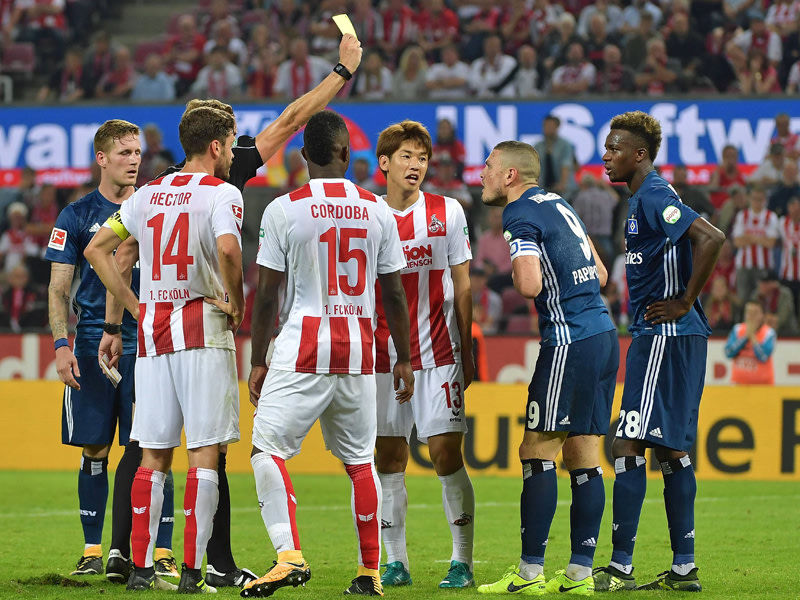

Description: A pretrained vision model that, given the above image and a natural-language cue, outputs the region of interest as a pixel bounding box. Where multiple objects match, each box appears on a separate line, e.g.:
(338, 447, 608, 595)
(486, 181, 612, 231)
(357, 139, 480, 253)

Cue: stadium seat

(134, 37, 167, 71)
(501, 286, 528, 315)
(0, 42, 35, 78)
(504, 314, 533, 334)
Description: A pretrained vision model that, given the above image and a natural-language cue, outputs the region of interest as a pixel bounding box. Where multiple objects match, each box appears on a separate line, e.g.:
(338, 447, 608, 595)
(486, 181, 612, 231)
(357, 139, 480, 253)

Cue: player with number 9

(477, 140, 620, 596)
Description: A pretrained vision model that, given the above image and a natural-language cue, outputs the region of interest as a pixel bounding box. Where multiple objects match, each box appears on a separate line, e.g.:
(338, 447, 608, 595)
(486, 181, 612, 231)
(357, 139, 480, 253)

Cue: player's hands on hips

(98, 331, 123, 369)
(645, 297, 692, 324)
(204, 296, 244, 333)
(339, 33, 362, 73)
(248, 365, 268, 408)
(393, 361, 415, 404)
(56, 346, 81, 390)
(462, 354, 475, 389)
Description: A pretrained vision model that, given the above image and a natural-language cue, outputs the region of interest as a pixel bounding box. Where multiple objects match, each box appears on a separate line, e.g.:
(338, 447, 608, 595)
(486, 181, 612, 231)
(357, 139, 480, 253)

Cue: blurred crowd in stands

(5, 0, 800, 102)
(1, 0, 800, 339)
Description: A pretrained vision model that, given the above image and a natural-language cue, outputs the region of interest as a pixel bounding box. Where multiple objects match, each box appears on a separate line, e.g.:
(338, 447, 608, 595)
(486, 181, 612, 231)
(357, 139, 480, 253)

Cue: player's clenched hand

(98, 331, 123, 369)
(393, 361, 415, 404)
(462, 353, 475, 389)
(204, 296, 244, 333)
(56, 346, 81, 390)
(645, 298, 692, 324)
(248, 365, 268, 408)
(339, 33, 362, 73)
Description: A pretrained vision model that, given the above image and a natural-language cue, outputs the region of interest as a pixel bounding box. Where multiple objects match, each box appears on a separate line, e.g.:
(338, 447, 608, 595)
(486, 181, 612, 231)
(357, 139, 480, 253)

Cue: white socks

(377, 471, 409, 569)
(252, 452, 299, 553)
(438, 466, 475, 567)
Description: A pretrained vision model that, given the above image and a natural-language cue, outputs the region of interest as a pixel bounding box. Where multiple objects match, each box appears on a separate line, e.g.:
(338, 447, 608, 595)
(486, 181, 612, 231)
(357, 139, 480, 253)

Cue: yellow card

(333, 14, 358, 39)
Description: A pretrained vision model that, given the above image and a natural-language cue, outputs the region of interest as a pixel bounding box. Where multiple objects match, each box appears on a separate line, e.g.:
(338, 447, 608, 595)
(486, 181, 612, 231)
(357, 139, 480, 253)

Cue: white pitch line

(0, 494, 789, 520)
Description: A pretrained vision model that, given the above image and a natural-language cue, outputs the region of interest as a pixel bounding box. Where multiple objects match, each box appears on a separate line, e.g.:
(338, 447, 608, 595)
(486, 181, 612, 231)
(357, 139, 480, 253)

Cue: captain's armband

(104, 211, 130, 241)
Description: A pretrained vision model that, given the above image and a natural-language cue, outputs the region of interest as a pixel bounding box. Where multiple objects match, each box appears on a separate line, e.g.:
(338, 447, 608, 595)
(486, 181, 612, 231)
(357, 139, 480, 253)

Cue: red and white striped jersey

(779, 215, 800, 281)
(732, 208, 780, 270)
(374, 191, 472, 373)
(257, 178, 405, 375)
(115, 172, 244, 357)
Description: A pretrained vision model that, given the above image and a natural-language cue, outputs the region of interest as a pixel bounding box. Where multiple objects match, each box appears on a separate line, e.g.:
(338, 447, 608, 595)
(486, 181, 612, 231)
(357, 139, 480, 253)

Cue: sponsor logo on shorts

(649, 427, 663, 438)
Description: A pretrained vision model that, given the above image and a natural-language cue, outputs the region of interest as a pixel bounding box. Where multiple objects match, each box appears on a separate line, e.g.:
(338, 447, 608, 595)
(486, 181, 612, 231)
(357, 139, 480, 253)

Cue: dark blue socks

(78, 454, 108, 546)
(520, 459, 557, 566)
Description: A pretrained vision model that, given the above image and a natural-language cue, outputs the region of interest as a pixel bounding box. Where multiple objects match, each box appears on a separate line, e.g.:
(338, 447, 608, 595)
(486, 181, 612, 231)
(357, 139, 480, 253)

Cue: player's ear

(340, 143, 350, 166)
(96, 151, 106, 168)
(301, 146, 307, 162)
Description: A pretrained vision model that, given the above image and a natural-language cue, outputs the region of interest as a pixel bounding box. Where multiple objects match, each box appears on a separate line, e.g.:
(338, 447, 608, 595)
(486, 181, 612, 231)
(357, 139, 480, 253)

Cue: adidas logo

(649, 427, 663, 438)
(559, 416, 571, 425)
(358, 512, 375, 522)
(89, 222, 101, 233)
(133, 506, 146, 514)
(581, 537, 597, 547)
(684, 529, 695, 539)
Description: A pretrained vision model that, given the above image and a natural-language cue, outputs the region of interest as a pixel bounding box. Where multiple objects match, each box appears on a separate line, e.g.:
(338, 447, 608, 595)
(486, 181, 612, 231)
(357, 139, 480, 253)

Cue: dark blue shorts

(527, 330, 619, 435)
(618, 335, 707, 452)
(61, 354, 135, 447)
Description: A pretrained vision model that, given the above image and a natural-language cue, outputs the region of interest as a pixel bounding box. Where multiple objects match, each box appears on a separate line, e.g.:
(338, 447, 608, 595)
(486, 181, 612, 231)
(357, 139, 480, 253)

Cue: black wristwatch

(333, 63, 353, 81)
(103, 322, 122, 335)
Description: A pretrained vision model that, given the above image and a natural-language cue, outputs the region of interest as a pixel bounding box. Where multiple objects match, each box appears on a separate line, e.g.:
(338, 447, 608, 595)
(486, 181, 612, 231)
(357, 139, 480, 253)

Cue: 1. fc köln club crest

(428, 214, 444, 234)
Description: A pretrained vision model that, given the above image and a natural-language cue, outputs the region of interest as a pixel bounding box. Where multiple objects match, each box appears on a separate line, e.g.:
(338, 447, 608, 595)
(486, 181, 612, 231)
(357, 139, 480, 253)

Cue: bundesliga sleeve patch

(662, 206, 681, 224)
(105, 211, 130, 240)
(503, 230, 512, 243)
(232, 203, 243, 225)
(48, 227, 67, 251)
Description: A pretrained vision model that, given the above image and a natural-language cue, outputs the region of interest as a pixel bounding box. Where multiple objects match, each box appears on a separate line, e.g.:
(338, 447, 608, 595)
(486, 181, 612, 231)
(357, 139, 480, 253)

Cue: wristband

(103, 322, 123, 335)
(54, 338, 70, 351)
(333, 63, 352, 81)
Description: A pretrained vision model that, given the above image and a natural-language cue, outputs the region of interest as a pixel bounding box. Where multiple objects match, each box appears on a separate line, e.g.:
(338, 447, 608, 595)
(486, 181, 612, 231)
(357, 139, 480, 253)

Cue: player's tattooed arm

(48, 262, 75, 341)
(450, 260, 475, 389)
(48, 262, 81, 389)
(254, 34, 362, 163)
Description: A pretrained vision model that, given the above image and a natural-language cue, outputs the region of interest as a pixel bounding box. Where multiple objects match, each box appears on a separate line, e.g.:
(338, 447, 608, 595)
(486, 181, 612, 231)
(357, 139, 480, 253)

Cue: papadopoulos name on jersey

(310, 204, 370, 220)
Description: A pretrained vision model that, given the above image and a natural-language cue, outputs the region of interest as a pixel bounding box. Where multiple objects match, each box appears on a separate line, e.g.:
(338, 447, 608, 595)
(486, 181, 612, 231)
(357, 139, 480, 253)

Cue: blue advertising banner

(0, 98, 796, 186)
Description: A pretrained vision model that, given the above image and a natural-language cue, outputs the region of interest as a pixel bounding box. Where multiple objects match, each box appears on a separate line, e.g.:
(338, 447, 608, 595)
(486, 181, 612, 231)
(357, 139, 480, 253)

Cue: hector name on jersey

(44, 189, 140, 357)
(106, 172, 244, 357)
(502, 188, 614, 348)
(624, 171, 711, 338)
(374, 191, 473, 372)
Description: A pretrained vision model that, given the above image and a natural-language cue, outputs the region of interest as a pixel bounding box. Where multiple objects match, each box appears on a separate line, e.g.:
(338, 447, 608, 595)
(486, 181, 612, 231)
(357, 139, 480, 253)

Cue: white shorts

(376, 362, 467, 443)
(253, 369, 377, 464)
(131, 348, 240, 450)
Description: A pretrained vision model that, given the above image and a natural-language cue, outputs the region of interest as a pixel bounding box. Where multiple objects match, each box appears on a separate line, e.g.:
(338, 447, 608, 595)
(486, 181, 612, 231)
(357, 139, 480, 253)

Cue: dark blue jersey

(45, 189, 139, 357)
(624, 171, 711, 338)
(503, 187, 614, 347)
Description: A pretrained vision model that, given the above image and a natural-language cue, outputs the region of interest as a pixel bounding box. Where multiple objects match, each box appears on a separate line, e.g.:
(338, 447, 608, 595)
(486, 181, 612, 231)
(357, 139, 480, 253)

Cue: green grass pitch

(0, 471, 797, 598)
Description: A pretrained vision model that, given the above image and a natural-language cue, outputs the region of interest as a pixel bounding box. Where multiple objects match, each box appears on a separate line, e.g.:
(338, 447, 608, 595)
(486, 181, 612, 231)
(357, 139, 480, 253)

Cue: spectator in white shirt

(426, 43, 471, 99)
(203, 19, 247, 67)
(190, 45, 243, 99)
(729, 11, 783, 66)
(354, 50, 393, 100)
(550, 41, 596, 95)
(131, 53, 175, 102)
(514, 44, 542, 97)
(619, 0, 662, 35)
(577, 0, 623, 37)
(469, 34, 518, 97)
(273, 37, 333, 98)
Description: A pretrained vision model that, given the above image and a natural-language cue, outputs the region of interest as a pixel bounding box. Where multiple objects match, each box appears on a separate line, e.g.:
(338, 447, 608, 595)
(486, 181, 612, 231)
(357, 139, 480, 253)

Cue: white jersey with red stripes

(257, 178, 405, 375)
(116, 171, 244, 357)
(779, 215, 800, 281)
(374, 191, 472, 373)
(732, 207, 780, 270)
